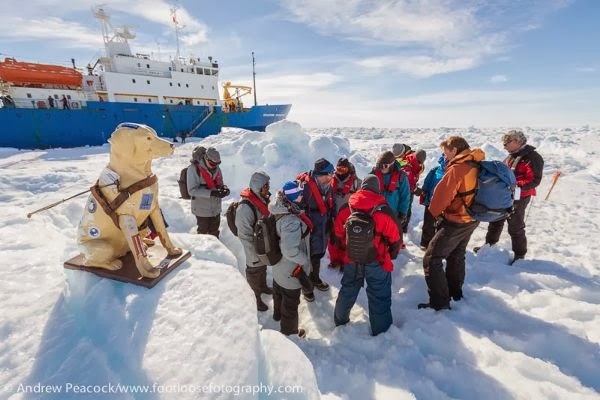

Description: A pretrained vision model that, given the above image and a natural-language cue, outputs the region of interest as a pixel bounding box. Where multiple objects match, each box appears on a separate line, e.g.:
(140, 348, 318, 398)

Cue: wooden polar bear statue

(77, 123, 182, 278)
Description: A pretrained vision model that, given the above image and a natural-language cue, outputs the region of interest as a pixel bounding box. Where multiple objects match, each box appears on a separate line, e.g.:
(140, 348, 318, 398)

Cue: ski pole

(26, 182, 117, 219)
(524, 196, 534, 224)
(544, 170, 561, 201)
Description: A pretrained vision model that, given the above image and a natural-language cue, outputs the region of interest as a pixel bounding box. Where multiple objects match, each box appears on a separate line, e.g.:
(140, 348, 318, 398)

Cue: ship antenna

(252, 52, 257, 107)
(93, 6, 111, 48)
(170, 6, 185, 61)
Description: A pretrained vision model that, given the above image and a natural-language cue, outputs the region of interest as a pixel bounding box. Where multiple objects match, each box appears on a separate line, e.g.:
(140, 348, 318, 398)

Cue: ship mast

(170, 6, 185, 61)
(252, 52, 258, 106)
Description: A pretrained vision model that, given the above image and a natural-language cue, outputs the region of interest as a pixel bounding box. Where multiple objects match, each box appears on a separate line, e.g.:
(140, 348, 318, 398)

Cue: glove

(434, 216, 444, 229)
(389, 240, 401, 260)
(219, 185, 231, 197)
(397, 213, 407, 226)
(413, 187, 424, 197)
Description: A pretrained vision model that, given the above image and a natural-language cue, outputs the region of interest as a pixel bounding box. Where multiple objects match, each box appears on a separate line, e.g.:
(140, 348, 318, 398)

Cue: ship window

(180, 68, 184, 72)
(27, 93, 32, 98)
(212, 86, 215, 90)
(169, 82, 173, 86)
(186, 83, 189, 88)
(134, 98, 138, 102)
(147, 64, 150, 68)
(196, 68, 202, 74)
(178, 83, 181, 87)
(197, 101, 201, 104)
(137, 63, 141, 67)
(132, 79, 136, 83)
(203, 68, 210, 75)
(201, 85, 204, 89)
(67, 95, 71, 99)
(169, 99, 173, 103)
(147, 80, 150, 84)
(148, 98, 152, 103)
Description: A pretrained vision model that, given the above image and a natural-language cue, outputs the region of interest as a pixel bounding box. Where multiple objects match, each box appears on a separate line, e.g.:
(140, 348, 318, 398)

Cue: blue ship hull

(0, 102, 291, 149)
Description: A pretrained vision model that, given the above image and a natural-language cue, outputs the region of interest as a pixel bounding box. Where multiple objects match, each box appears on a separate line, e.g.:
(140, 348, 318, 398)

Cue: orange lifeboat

(0, 58, 82, 87)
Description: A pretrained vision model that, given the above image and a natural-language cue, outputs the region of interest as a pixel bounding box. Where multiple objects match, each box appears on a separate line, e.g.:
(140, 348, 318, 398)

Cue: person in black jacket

(475, 130, 544, 263)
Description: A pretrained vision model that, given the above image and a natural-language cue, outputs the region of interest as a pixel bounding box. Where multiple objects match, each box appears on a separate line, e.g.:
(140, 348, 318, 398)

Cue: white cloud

(281, 0, 570, 78)
(490, 75, 508, 83)
(575, 67, 596, 73)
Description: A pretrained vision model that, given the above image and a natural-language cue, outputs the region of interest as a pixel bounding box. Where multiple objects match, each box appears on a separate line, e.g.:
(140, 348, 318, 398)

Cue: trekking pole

(26, 182, 117, 219)
(544, 170, 561, 201)
(524, 197, 534, 224)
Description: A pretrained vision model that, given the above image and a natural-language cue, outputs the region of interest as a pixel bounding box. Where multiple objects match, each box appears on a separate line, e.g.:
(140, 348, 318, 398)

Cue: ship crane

(222, 81, 252, 112)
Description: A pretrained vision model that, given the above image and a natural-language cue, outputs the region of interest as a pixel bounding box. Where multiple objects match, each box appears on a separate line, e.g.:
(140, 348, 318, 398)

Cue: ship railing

(187, 106, 214, 137)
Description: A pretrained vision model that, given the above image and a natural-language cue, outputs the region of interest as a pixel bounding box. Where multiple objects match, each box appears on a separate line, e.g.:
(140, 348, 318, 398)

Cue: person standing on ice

(418, 136, 484, 311)
(328, 157, 361, 270)
(333, 175, 401, 336)
(187, 146, 229, 237)
(235, 171, 273, 312)
(269, 182, 315, 338)
(371, 151, 410, 240)
(296, 158, 335, 292)
(474, 130, 544, 263)
(419, 155, 447, 249)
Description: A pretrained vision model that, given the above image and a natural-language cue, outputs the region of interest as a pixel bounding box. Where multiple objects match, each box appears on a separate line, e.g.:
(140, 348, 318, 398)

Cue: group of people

(184, 129, 543, 337)
(46, 94, 70, 109)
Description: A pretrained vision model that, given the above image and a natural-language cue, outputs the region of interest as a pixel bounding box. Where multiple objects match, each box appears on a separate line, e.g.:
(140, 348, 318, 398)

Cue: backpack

(253, 215, 282, 266)
(459, 160, 517, 222)
(178, 146, 207, 200)
(225, 199, 256, 237)
(344, 204, 387, 264)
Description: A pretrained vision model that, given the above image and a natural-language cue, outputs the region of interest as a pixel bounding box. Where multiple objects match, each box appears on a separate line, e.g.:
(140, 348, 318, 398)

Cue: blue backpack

(459, 161, 517, 222)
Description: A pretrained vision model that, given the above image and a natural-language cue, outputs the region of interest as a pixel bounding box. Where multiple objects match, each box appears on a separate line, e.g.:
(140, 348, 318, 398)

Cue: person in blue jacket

(371, 151, 410, 236)
(418, 155, 447, 249)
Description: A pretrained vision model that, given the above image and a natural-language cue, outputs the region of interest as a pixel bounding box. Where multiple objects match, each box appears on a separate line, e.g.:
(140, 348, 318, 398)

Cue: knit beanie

(377, 151, 395, 166)
(361, 175, 381, 194)
(313, 158, 334, 175)
(205, 147, 221, 164)
(336, 157, 351, 169)
(415, 150, 426, 164)
(392, 143, 406, 157)
(282, 181, 303, 202)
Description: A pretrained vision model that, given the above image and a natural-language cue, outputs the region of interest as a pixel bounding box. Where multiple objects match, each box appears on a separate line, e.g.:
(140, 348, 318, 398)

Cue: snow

(0, 121, 599, 399)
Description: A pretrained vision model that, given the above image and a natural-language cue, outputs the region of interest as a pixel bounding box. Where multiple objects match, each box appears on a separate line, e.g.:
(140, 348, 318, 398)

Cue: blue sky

(0, 0, 598, 127)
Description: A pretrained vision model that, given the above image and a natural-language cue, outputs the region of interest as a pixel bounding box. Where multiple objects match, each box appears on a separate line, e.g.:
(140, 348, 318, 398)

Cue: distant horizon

(1, 0, 599, 127)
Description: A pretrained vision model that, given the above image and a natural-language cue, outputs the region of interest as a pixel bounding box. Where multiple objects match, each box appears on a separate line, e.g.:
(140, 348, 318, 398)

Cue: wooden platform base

(64, 245, 191, 289)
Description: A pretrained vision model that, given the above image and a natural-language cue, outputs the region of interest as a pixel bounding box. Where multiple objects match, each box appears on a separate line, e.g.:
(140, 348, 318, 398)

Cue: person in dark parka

(297, 158, 335, 291)
(476, 130, 544, 262)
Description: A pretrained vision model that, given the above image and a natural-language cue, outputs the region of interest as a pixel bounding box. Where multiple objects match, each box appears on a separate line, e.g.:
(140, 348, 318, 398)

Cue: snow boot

(418, 302, 451, 311)
(256, 295, 268, 312)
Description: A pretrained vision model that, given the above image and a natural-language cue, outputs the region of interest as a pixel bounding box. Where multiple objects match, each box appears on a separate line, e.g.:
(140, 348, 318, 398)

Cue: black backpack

(178, 166, 192, 200)
(178, 146, 207, 200)
(225, 199, 256, 237)
(253, 215, 283, 266)
(344, 204, 387, 264)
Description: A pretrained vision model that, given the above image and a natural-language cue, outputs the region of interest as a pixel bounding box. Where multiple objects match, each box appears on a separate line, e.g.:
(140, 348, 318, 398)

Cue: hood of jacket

(249, 171, 270, 196)
(268, 190, 302, 215)
(348, 189, 387, 213)
(449, 147, 485, 167)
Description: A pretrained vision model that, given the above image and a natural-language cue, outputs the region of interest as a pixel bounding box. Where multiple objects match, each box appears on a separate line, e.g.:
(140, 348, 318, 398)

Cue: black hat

(313, 158, 334, 175)
(337, 157, 351, 168)
(361, 175, 381, 194)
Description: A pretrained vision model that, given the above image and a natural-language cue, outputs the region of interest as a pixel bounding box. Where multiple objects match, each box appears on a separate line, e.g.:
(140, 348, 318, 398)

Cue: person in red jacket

(333, 175, 401, 336)
(475, 130, 544, 263)
(397, 149, 426, 233)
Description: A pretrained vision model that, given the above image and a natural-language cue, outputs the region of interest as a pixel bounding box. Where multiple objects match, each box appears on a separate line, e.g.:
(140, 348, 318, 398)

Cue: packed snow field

(0, 121, 598, 399)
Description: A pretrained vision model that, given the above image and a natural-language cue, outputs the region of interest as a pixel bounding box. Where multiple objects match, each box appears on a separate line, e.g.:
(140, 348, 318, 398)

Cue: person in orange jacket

(418, 136, 485, 311)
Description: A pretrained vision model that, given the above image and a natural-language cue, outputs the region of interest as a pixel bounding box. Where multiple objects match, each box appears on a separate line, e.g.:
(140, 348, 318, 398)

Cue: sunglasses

(381, 162, 393, 169)
(205, 158, 221, 167)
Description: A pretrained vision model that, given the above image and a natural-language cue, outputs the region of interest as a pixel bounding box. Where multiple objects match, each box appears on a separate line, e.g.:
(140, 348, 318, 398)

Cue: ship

(0, 8, 290, 149)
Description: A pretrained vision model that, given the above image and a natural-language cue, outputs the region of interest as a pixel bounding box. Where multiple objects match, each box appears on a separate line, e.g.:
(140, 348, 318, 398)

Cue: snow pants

(423, 219, 479, 308)
(420, 206, 436, 248)
(485, 196, 531, 258)
(273, 281, 301, 335)
(334, 262, 392, 336)
(195, 215, 220, 237)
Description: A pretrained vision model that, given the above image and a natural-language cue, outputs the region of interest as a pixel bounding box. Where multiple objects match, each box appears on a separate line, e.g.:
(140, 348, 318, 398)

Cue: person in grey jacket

(235, 171, 273, 311)
(269, 182, 313, 338)
(187, 146, 229, 237)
